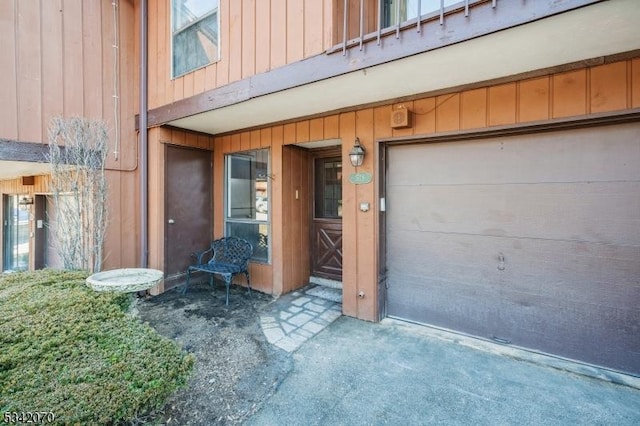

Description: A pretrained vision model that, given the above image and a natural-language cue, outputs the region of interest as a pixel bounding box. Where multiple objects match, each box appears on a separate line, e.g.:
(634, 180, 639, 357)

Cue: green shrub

(0, 270, 193, 424)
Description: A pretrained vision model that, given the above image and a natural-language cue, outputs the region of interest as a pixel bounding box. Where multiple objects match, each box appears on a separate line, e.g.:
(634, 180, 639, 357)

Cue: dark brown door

(311, 157, 343, 281)
(165, 145, 212, 281)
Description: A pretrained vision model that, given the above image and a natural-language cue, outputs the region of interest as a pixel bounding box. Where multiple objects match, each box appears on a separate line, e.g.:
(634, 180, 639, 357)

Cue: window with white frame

(225, 149, 270, 263)
(383, 0, 460, 27)
(172, 0, 220, 78)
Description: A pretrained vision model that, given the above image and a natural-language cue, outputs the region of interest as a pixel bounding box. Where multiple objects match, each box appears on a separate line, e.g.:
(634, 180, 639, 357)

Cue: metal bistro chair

(183, 237, 253, 305)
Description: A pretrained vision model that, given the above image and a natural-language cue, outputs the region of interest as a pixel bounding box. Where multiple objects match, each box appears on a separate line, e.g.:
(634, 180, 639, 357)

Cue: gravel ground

(135, 279, 293, 425)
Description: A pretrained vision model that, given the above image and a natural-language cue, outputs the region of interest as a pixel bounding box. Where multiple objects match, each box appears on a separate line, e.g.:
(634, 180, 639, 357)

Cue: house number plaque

(349, 172, 373, 185)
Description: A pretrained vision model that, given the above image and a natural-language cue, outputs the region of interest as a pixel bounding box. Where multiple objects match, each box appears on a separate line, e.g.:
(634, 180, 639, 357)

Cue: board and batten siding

(146, 0, 336, 110)
(203, 57, 640, 321)
(0, 0, 139, 271)
(0, 0, 138, 171)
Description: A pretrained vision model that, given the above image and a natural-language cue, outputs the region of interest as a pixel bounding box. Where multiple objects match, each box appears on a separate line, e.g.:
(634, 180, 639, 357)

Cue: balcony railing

(333, 0, 499, 55)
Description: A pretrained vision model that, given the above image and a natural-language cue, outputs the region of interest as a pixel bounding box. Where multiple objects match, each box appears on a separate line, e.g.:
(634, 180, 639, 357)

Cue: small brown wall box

(390, 106, 411, 129)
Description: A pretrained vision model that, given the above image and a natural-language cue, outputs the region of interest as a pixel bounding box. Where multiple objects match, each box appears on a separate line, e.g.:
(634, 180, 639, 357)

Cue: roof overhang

(165, 0, 640, 135)
(0, 140, 53, 181)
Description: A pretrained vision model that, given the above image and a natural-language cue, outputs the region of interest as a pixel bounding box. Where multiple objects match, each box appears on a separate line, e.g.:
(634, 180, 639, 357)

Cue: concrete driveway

(247, 317, 640, 425)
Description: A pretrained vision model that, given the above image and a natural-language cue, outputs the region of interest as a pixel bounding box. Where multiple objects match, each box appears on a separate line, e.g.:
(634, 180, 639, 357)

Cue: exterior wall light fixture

(18, 195, 34, 206)
(349, 137, 365, 167)
(18, 195, 34, 211)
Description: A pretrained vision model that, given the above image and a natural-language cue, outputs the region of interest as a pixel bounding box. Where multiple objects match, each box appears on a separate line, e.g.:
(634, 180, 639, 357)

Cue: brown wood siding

(334, 0, 378, 45)
(0, 0, 138, 273)
(147, 0, 335, 110)
(0, 0, 137, 168)
(206, 57, 638, 321)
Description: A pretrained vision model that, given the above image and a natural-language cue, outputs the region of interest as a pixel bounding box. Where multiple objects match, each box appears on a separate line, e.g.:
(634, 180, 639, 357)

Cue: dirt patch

(135, 280, 292, 425)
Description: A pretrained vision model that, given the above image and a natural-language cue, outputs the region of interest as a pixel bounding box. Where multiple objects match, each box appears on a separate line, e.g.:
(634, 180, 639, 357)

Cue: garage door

(386, 122, 640, 375)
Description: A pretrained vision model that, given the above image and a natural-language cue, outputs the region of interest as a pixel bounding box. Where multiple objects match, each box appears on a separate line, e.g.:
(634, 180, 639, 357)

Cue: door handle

(497, 252, 505, 271)
(168, 219, 175, 224)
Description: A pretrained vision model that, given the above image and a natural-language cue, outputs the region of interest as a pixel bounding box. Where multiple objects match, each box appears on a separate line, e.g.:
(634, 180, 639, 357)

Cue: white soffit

(0, 161, 51, 181)
(294, 138, 342, 149)
(169, 0, 640, 135)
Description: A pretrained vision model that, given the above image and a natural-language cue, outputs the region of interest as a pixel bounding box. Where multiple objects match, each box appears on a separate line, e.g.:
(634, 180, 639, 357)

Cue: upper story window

(383, 0, 460, 27)
(172, 0, 220, 78)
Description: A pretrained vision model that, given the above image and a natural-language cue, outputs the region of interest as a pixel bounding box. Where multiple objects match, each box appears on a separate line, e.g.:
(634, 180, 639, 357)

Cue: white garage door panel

(386, 122, 640, 374)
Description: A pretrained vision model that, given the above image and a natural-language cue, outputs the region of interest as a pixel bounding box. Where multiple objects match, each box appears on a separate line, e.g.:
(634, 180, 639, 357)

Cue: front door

(165, 145, 212, 284)
(311, 156, 343, 281)
(3, 195, 30, 272)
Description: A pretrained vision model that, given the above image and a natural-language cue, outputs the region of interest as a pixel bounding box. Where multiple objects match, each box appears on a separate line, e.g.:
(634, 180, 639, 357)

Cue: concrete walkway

(250, 315, 640, 425)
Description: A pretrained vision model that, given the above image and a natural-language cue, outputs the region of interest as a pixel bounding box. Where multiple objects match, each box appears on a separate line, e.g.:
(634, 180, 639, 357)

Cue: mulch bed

(135, 280, 293, 425)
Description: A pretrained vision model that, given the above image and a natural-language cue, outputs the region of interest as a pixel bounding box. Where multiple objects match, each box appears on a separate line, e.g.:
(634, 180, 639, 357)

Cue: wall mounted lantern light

(18, 195, 34, 206)
(349, 137, 365, 167)
(18, 195, 34, 211)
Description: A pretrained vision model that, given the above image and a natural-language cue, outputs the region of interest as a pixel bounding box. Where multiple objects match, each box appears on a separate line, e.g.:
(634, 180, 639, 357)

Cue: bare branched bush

(47, 117, 109, 272)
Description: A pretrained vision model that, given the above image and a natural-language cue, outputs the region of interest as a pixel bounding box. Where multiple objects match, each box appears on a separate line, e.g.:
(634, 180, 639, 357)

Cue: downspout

(140, 0, 149, 268)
